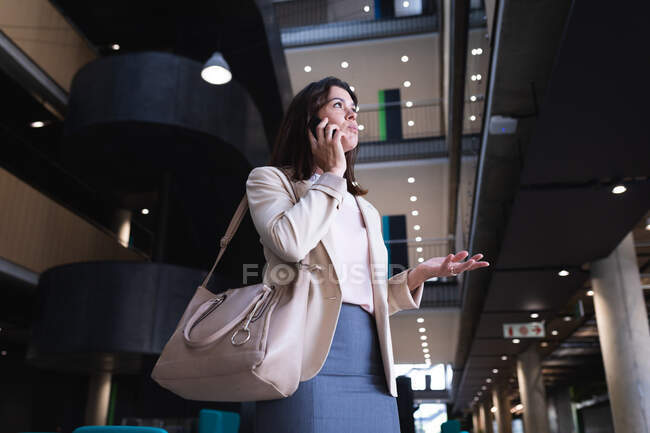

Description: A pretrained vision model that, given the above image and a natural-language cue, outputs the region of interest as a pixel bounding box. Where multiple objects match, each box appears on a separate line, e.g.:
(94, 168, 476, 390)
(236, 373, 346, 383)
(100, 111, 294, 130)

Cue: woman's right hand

(308, 117, 347, 177)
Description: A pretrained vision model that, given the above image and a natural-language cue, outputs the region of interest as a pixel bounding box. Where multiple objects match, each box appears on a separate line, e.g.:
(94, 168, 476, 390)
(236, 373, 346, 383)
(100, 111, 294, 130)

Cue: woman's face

(316, 86, 358, 152)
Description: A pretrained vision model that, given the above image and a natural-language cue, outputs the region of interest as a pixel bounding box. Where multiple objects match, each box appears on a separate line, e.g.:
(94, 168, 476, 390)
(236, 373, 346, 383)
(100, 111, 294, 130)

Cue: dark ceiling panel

(497, 185, 650, 269)
(519, 1, 650, 186)
(469, 338, 526, 356)
(483, 269, 588, 312)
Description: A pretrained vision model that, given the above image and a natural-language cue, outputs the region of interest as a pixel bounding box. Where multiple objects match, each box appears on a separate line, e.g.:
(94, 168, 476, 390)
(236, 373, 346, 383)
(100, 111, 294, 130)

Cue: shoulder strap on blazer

(200, 167, 300, 289)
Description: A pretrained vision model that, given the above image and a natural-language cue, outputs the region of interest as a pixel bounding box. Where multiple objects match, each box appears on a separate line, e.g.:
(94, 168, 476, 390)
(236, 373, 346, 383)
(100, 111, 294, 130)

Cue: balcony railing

(356, 100, 442, 143)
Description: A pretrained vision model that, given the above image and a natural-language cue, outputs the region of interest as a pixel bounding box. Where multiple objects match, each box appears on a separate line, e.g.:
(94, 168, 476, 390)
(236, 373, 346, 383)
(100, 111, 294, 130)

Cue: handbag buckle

(231, 328, 251, 346)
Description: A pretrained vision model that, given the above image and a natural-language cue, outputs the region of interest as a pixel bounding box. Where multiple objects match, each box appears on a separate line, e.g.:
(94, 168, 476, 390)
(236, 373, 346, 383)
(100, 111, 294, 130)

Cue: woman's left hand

(418, 250, 490, 279)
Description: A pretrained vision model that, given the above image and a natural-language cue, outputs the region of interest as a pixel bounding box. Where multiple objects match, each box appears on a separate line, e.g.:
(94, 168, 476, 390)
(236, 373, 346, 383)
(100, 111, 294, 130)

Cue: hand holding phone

(309, 116, 331, 141)
(308, 116, 346, 177)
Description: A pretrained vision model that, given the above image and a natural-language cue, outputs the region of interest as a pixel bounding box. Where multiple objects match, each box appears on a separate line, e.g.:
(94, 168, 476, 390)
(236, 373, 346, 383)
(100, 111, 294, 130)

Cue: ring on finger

(450, 265, 457, 277)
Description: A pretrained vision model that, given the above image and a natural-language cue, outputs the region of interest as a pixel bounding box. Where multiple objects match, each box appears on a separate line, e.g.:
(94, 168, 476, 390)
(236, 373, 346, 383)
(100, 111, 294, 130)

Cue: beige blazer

(245, 165, 424, 397)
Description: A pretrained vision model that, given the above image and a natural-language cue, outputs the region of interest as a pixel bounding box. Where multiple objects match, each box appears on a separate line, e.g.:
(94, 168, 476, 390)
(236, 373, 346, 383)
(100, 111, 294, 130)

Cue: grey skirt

(254, 303, 400, 433)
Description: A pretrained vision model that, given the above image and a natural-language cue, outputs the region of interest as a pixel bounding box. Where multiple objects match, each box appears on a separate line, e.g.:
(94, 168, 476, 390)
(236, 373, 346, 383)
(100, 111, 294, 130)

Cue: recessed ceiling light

(422, 348, 429, 353)
(491, 406, 497, 413)
(416, 317, 424, 323)
(403, 80, 411, 87)
(405, 101, 413, 107)
(470, 95, 477, 102)
(471, 75, 477, 81)
(416, 246, 423, 252)
(341, 61, 349, 69)
(645, 218, 650, 230)
(478, 391, 482, 396)
(558, 270, 569, 277)
(481, 385, 487, 390)
(407, 177, 415, 183)
(414, 225, 421, 231)
(587, 290, 594, 296)
(403, 1, 410, 7)
(363, 5, 370, 12)
(401, 55, 409, 63)
(563, 316, 572, 322)
(420, 335, 427, 340)
(540, 342, 549, 347)
(551, 330, 559, 336)
(304, 65, 312, 72)
(474, 397, 479, 401)
(612, 185, 626, 194)
(111, 43, 120, 50)
(476, 74, 482, 80)
(0, 350, 7, 356)
(421, 342, 428, 347)
(30, 121, 46, 128)
(418, 257, 424, 263)
(410, 195, 417, 202)
(530, 313, 539, 319)
(501, 355, 508, 361)
(415, 236, 422, 242)
(358, 124, 364, 131)
(424, 354, 431, 358)
(141, 208, 149, 215)
(469, 115, 476, 121)
(471, 48, 483, 55)
(408, 120, 415, 126)
(492, 368, 498, 374)
(486, 378, 492, 383)
(412, 210, 419, 216)
(512, 338, 521, 344)
(418, 327, 426, 333)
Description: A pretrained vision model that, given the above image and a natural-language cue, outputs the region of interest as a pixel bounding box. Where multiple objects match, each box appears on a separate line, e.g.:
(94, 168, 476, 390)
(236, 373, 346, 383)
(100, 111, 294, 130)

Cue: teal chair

(198, 409, 240, 433)
(72, 427, 168, 433)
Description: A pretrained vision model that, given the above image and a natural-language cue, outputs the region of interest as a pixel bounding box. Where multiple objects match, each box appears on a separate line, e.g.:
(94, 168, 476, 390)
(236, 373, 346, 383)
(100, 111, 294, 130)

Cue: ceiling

(452, 0, 650, 413)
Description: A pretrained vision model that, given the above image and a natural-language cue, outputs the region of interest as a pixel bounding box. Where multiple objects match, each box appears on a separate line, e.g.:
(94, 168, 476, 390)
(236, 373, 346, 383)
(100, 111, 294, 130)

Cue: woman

(245, 77, 489, 432)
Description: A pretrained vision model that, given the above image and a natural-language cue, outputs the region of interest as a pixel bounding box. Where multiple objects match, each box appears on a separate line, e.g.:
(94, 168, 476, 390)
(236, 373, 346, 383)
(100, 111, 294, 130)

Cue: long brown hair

(268, 76, 368, 196)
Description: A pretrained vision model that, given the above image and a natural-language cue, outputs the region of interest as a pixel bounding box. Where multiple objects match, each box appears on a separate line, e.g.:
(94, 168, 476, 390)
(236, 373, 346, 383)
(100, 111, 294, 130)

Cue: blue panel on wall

(382, 214, 407, 277)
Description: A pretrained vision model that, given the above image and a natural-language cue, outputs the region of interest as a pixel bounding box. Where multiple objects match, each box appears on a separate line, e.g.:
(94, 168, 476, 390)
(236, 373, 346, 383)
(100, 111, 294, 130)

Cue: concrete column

(111, 209, 132, 248)
(591, 232, 650, 433)
(492, 385, 512, 433)
(479, 400, 494, 433)
(547, 386, 575, 433)
(472, 405, 480, 433)
(517, 344, 550, 433)
(84, 371, 112, 425)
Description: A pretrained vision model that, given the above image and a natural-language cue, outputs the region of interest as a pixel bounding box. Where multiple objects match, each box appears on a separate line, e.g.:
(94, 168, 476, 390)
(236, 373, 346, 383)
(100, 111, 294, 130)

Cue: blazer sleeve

(246, 166, 348, 263)
(387, 267, 424, 316)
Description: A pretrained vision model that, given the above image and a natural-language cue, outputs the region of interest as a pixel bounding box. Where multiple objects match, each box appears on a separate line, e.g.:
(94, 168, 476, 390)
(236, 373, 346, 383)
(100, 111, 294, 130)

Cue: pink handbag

(151, 168, 319, 401)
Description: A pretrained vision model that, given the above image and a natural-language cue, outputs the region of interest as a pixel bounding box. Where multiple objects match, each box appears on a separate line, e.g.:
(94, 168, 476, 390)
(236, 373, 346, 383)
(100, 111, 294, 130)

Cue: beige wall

(0, 0, 97, 91)
(0, 167, 145, 274)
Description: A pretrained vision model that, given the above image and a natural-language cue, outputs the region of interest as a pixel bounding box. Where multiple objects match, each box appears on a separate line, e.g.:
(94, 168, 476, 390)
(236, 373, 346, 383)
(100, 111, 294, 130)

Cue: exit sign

(503, 322, 545, 338)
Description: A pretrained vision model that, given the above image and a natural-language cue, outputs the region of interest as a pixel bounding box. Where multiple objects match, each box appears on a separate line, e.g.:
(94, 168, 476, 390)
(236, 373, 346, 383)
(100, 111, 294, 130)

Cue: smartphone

(308, 116, 333, 140)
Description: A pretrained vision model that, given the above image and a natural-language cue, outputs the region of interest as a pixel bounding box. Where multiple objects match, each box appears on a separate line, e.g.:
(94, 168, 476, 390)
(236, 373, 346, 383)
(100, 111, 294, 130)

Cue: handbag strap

(200, 167, 300, 289)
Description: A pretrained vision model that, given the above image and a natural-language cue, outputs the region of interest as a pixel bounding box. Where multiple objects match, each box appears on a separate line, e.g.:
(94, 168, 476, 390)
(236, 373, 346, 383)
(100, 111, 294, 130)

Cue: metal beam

(445, 0, 470, 249)
(0, 29, 68, 117)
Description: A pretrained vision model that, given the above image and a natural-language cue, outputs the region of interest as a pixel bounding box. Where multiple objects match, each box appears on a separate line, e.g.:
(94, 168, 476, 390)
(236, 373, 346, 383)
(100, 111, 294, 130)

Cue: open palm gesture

(419, 250, 489, 278)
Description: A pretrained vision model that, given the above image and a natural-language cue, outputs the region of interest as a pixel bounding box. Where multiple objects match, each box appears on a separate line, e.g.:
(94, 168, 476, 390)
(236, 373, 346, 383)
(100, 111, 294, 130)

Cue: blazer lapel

(293, 178, 344, 292)
(355, 195, 389, 313)
(291, 178, 389, 306)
